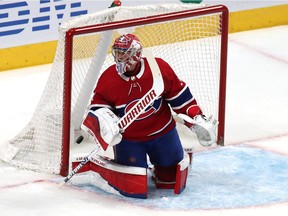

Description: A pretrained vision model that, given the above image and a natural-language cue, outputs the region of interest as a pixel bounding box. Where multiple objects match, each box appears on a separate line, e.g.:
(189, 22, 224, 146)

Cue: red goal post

(0, 4, 229, 176)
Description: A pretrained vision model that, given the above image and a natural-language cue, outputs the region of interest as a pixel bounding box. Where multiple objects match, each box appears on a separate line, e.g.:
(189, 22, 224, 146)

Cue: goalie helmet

(112, 34, 142, 75)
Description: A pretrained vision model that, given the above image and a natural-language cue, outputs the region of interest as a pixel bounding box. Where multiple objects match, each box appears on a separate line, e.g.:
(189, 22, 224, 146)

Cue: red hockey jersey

(89, 57, 199, 141)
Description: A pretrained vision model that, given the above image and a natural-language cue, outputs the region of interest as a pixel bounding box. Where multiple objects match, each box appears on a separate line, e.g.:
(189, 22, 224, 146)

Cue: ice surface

(0, 25, 288, 216)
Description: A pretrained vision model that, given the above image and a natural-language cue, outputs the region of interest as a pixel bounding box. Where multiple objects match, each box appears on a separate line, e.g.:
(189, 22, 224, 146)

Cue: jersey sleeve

(157, 58, 202, 117)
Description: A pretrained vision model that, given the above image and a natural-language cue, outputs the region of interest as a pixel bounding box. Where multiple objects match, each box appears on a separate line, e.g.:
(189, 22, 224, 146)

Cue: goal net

(0, 3, 228, 176)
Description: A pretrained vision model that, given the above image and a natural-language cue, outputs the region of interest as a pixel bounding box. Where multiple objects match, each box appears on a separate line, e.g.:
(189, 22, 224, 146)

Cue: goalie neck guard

(112, 34, 143, 75)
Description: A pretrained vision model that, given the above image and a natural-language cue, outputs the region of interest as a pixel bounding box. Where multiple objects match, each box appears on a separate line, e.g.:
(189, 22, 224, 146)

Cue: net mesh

(0, 3, 226, 174)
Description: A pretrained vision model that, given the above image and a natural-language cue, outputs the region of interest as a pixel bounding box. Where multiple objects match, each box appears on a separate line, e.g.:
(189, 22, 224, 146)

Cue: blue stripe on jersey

(167, 87, 193, 109)
(89, 104, 112, 111)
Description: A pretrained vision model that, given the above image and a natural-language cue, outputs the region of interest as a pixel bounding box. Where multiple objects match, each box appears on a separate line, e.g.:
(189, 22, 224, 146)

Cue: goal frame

(61, 4, 229, 176)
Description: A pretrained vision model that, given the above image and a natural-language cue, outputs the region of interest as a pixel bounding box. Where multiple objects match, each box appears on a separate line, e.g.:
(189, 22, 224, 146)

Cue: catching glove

(177, 114, 218, 147)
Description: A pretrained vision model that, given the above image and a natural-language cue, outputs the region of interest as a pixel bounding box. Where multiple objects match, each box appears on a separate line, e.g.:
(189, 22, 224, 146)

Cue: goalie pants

(114, 127, 184, 169)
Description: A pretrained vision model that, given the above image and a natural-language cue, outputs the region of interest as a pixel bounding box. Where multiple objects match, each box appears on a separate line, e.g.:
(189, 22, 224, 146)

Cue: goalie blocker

(71, 150, 191, 198)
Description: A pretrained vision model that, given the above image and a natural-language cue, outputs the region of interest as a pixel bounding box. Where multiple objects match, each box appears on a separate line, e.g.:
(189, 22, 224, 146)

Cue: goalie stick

(60, 48, 164, 186)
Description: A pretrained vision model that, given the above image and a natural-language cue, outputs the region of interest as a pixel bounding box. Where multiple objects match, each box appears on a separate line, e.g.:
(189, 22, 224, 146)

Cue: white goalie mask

(111, 34, 142, 75)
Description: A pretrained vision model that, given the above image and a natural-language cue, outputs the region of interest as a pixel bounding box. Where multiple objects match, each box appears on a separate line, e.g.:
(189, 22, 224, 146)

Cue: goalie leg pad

(151, 177, 175, 189)
(151, 151, 190, 193)
(72, 154, 148, 199)
(152, 164, 177, 189)
(174, 151, 190, 194)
